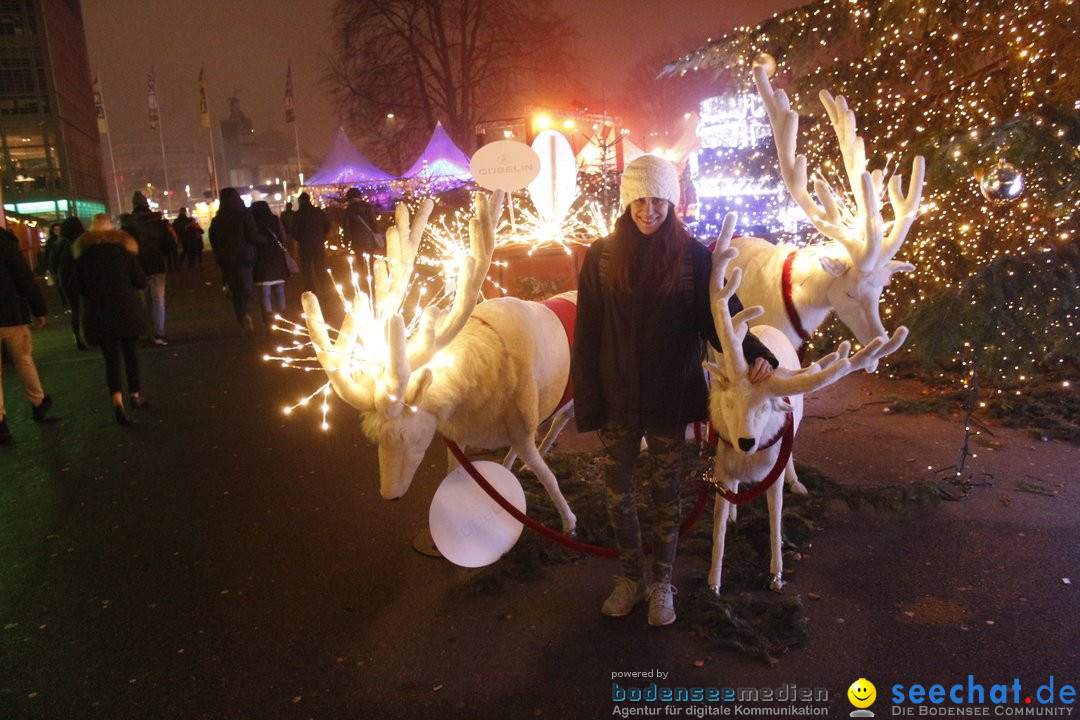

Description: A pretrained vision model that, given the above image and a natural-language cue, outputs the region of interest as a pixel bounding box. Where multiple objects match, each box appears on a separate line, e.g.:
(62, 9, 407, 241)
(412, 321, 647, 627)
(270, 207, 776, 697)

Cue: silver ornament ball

(979, 161, 1025, 204)
(753, 52, 777, 78)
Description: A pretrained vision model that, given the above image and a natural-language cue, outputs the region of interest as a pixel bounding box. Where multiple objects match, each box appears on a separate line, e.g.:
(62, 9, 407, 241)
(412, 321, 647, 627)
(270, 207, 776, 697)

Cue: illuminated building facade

(0, 0, 108, 221)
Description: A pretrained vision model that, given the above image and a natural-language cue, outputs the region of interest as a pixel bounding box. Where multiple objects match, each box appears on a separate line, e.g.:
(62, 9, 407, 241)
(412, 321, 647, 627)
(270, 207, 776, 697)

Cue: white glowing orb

(527, 130, 577, 226)
(428, 460, 526, 568)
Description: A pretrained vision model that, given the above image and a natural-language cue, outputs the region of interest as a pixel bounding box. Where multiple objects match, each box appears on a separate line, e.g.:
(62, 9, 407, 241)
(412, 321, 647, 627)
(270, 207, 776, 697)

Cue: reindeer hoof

(707, 584, 721, 596)
(769, 575, 785, 593)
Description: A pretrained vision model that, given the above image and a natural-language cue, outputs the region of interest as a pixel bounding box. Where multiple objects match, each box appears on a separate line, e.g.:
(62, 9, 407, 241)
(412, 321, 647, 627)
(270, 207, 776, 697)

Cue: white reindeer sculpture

(727, 65, 925, 353)
(301, 191, 578, 534)
(704, 214, 908, 593)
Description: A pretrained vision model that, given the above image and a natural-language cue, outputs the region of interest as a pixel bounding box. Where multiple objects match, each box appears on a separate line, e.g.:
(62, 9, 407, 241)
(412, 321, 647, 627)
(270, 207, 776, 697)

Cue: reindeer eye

(845, 291, 856, 299)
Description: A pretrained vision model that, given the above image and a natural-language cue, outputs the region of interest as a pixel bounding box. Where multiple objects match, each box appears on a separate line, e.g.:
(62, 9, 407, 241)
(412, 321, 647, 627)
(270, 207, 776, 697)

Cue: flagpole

(93, 74, 124, 213)
(293, 123, 303, 185)
(199, 65, 219, 199)
(285, 61, 303, 187)
(148, 66, 171, 212)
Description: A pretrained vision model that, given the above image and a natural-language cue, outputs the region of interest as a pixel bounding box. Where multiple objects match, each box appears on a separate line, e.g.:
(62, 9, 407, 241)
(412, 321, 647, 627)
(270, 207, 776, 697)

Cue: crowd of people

(1, 185, 379, 435)
(5, 162, 758, 627)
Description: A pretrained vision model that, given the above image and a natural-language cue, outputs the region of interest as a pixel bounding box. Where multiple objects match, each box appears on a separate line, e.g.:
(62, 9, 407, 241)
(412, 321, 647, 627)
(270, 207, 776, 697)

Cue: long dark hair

(606, 202, 693, 295)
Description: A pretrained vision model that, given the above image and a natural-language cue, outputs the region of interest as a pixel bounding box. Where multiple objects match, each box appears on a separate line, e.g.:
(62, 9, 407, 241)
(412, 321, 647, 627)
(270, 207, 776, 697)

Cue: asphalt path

(1, 258, 1077, 719)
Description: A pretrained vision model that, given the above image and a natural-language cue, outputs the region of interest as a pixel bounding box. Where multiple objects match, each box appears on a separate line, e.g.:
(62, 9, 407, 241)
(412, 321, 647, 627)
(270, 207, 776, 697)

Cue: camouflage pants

(598, 422, 686, 585)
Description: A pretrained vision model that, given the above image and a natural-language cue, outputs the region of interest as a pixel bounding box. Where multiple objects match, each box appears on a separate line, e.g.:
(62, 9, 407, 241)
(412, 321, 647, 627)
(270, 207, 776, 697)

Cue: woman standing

(72, 214, 149, 425)
(572, 155, 777, 626)
(251, 200, 290, 330)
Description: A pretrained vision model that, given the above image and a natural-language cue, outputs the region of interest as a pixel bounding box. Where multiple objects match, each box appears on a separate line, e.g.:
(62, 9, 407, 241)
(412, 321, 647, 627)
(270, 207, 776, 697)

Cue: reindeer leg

(785, 454, 807, 495)
(767, 477, 785, 592)
(514, 442, 577, 535)
(504, 402, 573, 470)
(538, 401, 574, 456)
(707, 479, 736, 594)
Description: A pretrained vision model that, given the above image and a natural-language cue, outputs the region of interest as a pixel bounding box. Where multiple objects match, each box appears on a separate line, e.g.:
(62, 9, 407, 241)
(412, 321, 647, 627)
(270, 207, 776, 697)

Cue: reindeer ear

(404, 368, 433, 408)
(820, 256, 848, 277)
(772, 397, 795, 413)
(703, 360, 731, 388)
(885, 260, 915, 277)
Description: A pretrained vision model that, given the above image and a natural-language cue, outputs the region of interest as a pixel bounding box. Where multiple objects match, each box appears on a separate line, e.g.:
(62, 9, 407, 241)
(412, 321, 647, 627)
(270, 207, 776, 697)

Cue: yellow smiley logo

(847, 678, 877, 709)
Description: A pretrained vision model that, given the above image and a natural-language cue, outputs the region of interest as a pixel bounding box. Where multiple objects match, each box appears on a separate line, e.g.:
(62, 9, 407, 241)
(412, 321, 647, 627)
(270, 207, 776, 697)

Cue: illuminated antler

(753, 64, 925, 272)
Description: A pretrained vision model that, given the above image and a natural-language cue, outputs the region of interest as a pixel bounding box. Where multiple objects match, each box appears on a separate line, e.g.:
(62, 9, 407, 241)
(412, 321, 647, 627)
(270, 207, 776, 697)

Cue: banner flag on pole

(284, 61, 295, 123)
(198, 65, 210, 128)
(147, 66, 160, 129)
(92, 74, 108, 134)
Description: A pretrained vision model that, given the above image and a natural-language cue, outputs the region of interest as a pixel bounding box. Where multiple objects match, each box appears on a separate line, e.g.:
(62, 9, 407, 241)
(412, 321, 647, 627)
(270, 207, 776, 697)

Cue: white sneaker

(601, 576, 647, 617)
(647, 582, 677, 626)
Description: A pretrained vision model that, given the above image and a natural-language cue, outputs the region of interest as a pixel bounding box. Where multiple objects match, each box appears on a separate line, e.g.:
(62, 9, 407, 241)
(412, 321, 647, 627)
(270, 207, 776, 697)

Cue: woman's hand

(748, 356, 774, 384)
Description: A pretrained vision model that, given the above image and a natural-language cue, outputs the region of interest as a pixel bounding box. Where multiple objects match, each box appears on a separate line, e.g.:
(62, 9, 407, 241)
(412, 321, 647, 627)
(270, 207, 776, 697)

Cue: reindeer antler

(753, 64, 925, 271)
(710, 213, 765, 379)
(404, 190, 500, 371)
(766, 326, 909, 398)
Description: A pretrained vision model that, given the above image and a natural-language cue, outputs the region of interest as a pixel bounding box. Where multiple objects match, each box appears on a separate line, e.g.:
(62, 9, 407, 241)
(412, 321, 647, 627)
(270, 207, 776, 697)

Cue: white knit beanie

(619, 154, 681, 212)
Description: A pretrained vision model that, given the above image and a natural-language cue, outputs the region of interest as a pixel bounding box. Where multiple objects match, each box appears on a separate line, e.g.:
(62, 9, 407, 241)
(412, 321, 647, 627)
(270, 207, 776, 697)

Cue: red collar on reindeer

(709, 410, 795, 506)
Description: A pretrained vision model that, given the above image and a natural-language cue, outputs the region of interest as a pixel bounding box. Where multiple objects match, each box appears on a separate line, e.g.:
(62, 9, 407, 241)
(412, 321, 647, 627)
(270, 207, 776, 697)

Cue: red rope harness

(782, 251, 811, 361)
(442, 436, 710, 557)
(711, 412, 795, 506)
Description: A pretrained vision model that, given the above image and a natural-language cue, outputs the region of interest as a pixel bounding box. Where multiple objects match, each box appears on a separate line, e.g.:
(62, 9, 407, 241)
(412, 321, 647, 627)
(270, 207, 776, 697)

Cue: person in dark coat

(120, 191, 173, 345)
(0, 226, 55, 443)
(250, 200, 290, 329)
(572, 155, 777, 627)
(42, 222, 66, 306)
(208, 187, 262, 335)
(71, 214, 150, 426)
(56, 216, 89, 350)
(292, 192, 331, 296)
(342, 187, 380, 257)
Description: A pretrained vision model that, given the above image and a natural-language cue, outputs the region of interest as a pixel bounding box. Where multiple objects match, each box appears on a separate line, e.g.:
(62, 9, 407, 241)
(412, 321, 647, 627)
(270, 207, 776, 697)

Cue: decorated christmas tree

(664, 0, 1079, 408)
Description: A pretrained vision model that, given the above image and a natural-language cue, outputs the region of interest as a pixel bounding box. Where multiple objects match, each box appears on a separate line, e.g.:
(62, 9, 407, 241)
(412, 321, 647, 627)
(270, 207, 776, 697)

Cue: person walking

(250, 200, 290, 330)
(208, 187, 261, 335)
(71, 214, 149, 426)
(572, 155, 777, 627)
(121, 191, 172, 346)
(292, 192, 331, 298)
(55, 216, 89, 350)
(342, 187, 380, 257)
(42, 222, 66, 307)
(0, 226, 55, 443)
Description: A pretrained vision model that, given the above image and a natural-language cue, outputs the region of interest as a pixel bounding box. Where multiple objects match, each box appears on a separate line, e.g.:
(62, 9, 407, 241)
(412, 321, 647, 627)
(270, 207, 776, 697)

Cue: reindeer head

(707, 214, 909, 454)
(754, 65, 924, 346)
(302, 191, 501, 500)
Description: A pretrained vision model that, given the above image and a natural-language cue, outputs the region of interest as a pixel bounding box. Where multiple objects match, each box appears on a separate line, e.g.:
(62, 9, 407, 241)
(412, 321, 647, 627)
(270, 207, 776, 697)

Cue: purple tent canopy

(401, 121, 472, 181)
(306, 128, 395, 186)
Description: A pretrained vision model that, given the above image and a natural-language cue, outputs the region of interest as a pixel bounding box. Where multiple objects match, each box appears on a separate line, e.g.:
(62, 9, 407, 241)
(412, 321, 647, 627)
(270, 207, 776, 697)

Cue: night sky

(81, 0, 804, 165)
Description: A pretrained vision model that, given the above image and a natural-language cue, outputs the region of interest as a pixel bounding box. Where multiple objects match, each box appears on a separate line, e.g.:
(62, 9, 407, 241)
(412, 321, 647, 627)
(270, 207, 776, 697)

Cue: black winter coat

(293, 202, 330, 255)
(572, 233, 776, 433)
(208, 208, 260, 271)
(253, 217, 290, 284)
(343, 199, 379, 255)
(72, 241, 150, 343)
(0, 230, 45, 326)
(122, 209, 173, 275)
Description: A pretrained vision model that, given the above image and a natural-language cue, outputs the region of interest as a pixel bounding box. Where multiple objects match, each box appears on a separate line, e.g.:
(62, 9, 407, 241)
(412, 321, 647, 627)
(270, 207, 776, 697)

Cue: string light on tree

(661, 0, 1078, 398)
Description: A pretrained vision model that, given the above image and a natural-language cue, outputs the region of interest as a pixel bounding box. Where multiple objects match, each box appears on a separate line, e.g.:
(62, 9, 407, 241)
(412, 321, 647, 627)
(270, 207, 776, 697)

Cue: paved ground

(1, 259, 1077, 719)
